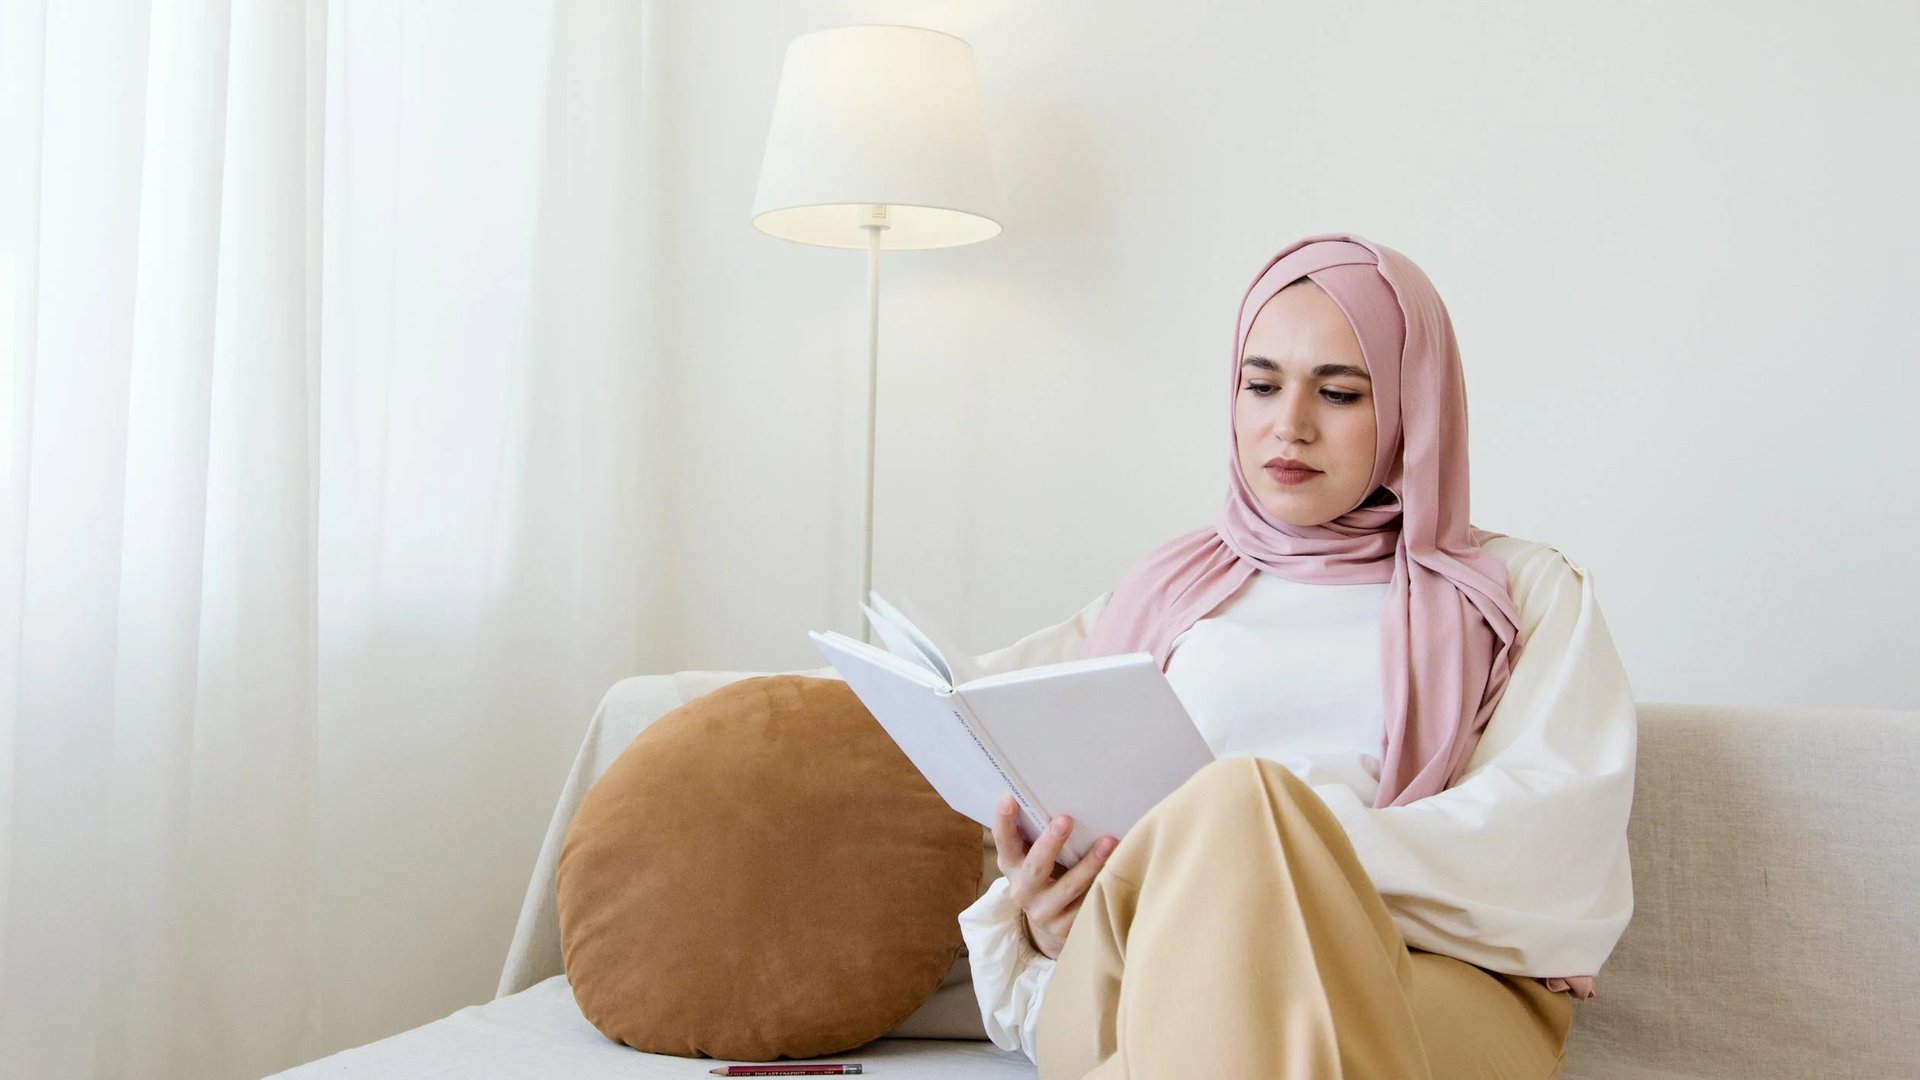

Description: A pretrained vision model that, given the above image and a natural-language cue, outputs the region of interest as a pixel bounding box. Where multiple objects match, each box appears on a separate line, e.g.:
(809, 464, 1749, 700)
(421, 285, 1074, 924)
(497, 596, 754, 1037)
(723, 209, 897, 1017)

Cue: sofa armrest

(497, 674, 688, 997)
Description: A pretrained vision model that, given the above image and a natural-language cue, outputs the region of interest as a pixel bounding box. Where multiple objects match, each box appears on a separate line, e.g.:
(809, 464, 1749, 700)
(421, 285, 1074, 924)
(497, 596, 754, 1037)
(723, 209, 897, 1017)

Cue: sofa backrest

(1560, 702, 1919, 1079)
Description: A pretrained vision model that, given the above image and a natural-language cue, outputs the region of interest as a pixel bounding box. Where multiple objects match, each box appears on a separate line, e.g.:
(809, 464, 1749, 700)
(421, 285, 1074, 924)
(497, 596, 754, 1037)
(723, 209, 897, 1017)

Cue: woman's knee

(1174, 754, 1314, 807)
(1135, 755, 1264, 829)
(1140, 755, 1338, 848)
(1186, 753, 1261, 790)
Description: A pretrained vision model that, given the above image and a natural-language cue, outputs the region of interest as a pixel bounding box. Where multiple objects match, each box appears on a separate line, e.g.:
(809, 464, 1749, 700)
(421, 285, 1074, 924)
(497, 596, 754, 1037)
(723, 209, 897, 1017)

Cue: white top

(955, 536, 1638, 1062)
(1165, 571, 1392, 799)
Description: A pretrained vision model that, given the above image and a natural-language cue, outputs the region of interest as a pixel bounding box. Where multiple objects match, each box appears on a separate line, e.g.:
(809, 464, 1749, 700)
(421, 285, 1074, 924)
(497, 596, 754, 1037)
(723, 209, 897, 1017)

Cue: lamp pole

(859, 205, 888, 644)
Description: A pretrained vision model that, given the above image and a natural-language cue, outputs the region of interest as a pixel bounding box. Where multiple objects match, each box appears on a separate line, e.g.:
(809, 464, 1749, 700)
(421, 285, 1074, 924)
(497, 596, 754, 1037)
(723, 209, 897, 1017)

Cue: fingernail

(997, 796, 1012, 816)
(1050, 817, 1069, 836)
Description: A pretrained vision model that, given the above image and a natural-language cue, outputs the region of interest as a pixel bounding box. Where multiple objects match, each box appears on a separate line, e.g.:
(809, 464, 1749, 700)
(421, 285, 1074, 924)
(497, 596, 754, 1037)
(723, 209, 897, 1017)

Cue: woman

(957, 233, 1637, 1078)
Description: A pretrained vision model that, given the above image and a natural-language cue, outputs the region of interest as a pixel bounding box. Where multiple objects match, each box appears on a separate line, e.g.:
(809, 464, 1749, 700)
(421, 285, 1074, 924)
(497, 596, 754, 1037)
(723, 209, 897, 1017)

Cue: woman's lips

(1265, 465, 1321, 486)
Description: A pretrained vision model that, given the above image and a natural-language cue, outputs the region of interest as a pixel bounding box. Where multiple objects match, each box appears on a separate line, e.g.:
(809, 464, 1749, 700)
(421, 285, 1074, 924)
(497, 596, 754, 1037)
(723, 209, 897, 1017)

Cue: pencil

(707, 1065, 863, 1076)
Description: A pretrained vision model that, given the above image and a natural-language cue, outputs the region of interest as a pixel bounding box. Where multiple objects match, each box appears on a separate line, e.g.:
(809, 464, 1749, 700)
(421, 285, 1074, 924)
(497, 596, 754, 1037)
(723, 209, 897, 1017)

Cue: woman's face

(1234, 279, 1380, 526)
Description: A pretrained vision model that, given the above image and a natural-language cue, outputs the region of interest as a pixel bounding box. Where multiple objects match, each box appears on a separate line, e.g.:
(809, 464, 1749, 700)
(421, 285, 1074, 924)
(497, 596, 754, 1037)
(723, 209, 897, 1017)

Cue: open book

(808, 592, 1216, 869)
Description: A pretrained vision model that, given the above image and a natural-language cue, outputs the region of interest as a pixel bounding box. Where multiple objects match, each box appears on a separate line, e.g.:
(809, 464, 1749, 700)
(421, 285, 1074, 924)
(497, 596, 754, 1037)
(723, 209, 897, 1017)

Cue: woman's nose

(1271, 387, 1316, 440)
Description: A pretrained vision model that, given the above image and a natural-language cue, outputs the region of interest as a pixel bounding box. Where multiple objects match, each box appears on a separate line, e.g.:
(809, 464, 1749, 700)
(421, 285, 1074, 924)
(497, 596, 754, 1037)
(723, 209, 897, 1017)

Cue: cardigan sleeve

(957, 877, 1056, 1058)
(1308, 543, 1638, 983)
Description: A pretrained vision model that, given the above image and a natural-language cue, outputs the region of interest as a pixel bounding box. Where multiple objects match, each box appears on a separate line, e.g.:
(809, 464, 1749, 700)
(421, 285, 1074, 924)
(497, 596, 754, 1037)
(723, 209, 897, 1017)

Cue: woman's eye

(1241, 381, 1363, 405)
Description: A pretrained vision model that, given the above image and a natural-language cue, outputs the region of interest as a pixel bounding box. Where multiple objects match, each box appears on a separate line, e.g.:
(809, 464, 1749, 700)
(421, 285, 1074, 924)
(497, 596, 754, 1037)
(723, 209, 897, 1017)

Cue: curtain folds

(0, 2, 668, 1077)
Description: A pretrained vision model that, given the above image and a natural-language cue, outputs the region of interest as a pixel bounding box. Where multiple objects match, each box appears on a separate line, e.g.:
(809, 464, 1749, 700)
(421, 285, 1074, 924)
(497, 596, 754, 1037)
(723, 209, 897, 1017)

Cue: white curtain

(0, 2, 671, 1077)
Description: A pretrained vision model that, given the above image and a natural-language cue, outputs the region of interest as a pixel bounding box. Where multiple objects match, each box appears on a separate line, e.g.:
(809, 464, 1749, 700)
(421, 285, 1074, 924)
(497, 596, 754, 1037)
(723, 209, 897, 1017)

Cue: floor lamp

(750, 24, 1003, 643)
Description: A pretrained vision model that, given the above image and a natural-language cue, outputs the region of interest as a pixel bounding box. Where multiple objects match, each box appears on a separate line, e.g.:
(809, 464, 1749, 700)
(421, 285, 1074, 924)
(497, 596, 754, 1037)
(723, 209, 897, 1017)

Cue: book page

(867, 591, 984, 687)
(860, 600, 948, 685)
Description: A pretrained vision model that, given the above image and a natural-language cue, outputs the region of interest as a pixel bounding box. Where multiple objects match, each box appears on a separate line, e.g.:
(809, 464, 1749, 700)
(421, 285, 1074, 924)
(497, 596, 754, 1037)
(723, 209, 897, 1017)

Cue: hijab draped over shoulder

(1082, 232, 1522, 812)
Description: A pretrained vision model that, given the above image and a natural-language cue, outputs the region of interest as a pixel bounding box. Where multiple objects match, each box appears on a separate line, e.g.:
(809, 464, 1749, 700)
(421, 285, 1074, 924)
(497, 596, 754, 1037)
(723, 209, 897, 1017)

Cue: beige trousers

(1034, 756, 1573, 1080)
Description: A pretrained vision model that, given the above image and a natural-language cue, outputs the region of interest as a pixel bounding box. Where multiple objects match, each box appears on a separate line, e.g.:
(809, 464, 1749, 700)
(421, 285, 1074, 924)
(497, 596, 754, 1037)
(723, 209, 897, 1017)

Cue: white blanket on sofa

(274, 974, 1036, 1079)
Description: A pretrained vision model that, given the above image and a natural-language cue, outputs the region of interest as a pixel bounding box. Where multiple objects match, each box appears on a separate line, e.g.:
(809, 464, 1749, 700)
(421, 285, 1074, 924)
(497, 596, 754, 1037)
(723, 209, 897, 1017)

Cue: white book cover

(808, 591, 1215, 868)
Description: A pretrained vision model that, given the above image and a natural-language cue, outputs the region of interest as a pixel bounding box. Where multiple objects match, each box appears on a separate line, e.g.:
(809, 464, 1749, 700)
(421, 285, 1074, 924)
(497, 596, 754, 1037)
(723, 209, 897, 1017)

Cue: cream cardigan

(957, 535, 1638, 1061)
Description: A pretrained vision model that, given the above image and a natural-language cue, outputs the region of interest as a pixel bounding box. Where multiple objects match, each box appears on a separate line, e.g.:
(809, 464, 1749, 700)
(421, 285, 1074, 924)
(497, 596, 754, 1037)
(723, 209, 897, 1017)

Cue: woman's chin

(1259, 500, 1340, 528)
(1258, 484, 1369, 527)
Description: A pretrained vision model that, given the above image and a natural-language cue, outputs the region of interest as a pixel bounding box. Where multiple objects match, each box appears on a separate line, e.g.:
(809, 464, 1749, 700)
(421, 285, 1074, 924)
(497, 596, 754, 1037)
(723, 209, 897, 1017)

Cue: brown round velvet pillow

(556, 674, 984, 1061)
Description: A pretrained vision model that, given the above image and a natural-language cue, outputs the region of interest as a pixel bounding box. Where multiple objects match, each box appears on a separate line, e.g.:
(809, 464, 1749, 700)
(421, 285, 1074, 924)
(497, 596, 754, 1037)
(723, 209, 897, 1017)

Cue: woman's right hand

(990, 793, 1119, 960)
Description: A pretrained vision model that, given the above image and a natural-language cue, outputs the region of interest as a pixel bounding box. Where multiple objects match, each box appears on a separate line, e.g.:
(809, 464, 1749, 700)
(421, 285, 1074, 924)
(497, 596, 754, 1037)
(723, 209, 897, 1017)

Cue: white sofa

(274, 660, 1920, 1079)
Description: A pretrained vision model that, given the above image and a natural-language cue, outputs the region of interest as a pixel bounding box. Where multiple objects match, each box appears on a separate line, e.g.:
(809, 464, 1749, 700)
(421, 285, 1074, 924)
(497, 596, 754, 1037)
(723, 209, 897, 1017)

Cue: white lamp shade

(752, 25, 1002, 251)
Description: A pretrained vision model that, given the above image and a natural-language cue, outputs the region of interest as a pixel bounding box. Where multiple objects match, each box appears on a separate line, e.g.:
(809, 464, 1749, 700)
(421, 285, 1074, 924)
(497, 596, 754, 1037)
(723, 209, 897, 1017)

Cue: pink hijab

(1081, 232, 1594, 998)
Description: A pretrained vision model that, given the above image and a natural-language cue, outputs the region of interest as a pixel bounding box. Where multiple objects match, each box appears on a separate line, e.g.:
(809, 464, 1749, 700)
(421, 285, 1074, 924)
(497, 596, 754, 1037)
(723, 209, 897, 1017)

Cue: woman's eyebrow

(1240, 356, 1372, 382)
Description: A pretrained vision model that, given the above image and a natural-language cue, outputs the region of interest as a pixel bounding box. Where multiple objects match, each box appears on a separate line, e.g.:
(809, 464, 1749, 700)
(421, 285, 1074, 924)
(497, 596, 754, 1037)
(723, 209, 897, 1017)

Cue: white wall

(657, 0, 1919, 710)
